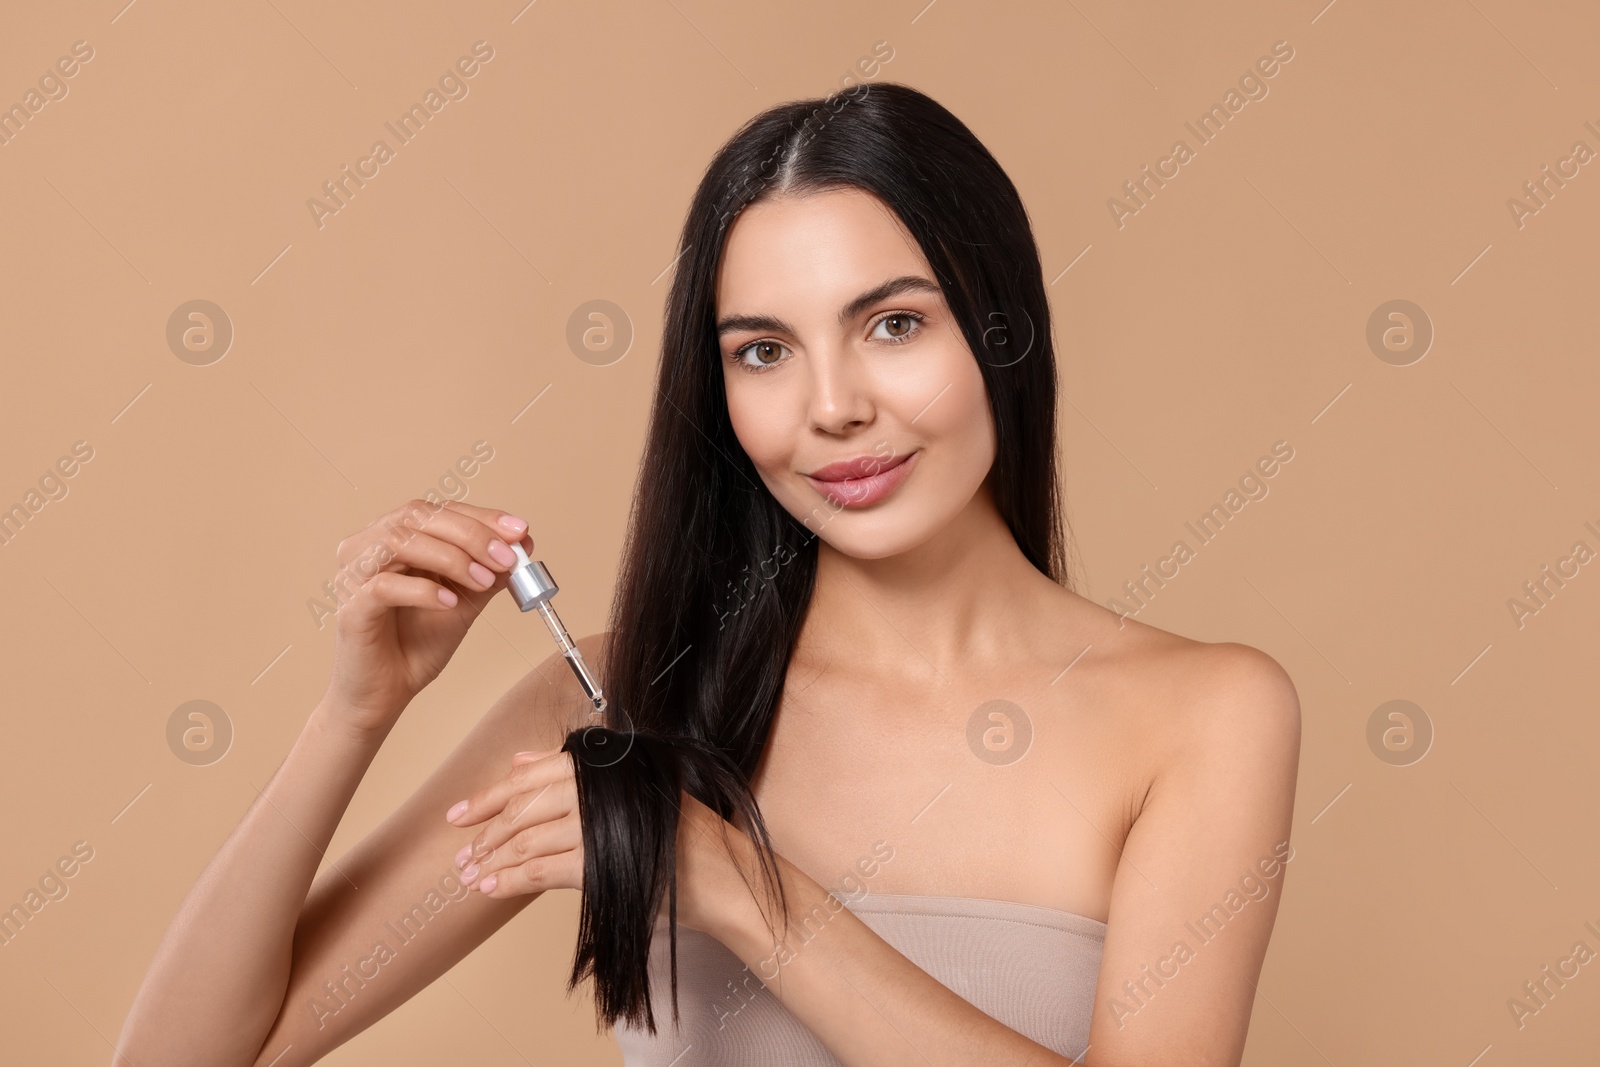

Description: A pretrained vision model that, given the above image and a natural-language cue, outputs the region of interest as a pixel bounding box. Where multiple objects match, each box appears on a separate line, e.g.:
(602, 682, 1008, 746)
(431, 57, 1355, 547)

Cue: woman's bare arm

(112, 636, 604, 1067)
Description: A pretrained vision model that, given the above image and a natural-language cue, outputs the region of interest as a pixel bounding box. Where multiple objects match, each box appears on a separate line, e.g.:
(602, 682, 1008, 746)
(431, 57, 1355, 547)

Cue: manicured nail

(455, 844, 472, 868)
(478, 873, 497, 893)
(487, 540, 516, 566)
(468, 561, 495, 588)
(498, 515, 528, 533)
(437, 587, 459, 607)
(461, 863, 479, 883)
(446, 800, 469, 823)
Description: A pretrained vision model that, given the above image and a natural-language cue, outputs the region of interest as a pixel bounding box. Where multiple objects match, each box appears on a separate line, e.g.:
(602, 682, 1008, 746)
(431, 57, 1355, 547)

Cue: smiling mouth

(802, 449, 919, 508)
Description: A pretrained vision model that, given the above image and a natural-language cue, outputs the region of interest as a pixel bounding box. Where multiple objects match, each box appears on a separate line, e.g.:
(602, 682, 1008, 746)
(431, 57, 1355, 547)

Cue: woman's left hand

(446, 745, 763, 941)
(446, 746, 584, 897)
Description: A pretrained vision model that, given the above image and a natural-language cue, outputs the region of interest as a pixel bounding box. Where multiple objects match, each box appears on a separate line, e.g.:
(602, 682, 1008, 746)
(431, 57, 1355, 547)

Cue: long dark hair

(560, 80, 1072, 1035)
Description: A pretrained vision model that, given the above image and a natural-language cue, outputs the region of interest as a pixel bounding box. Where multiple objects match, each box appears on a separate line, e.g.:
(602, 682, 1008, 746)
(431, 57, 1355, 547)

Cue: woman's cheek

(921, 364, 996, 482)
(901, 349, 984, 433)
(724, 383, 761, 448)
(726, 391, 794, 487)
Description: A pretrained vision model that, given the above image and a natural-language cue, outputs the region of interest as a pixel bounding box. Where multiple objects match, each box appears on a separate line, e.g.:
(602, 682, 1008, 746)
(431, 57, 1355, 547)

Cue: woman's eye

(731, 340, 789, 373)
(872, 312, 925, 343)
(730, 312, 924, 373)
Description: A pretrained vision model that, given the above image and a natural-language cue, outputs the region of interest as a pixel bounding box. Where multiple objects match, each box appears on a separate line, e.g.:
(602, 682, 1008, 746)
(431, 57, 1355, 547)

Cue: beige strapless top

(613, 891, 1106, 1066)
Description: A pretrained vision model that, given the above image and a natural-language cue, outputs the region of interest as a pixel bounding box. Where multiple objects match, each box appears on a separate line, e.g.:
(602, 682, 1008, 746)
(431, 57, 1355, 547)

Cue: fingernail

(499, 515, 528, 533)
(478, 873, 497, 893)
(446, 800, 469, 823)
(488, 540, 516, 566)
(437, 587, 459, 607)
(455, 844, 472, 868)
(461, 863, 480, 884)
(468, 561, 495, 588)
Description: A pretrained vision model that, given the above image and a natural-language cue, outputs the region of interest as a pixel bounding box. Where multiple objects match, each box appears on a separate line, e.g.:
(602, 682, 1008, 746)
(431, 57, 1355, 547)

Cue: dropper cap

(507, 543, 557, 612)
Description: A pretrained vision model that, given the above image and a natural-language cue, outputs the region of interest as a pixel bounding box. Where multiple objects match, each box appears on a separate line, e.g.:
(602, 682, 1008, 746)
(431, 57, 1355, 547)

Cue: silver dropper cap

(507, 542, 558, 612)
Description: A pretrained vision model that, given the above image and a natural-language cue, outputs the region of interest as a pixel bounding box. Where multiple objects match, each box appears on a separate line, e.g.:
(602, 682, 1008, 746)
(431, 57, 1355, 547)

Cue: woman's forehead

(715, 190, 930, 317)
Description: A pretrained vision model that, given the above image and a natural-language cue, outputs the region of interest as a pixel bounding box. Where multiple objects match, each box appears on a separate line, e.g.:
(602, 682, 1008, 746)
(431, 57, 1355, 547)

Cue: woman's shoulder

(1052, 592, 1301, 764)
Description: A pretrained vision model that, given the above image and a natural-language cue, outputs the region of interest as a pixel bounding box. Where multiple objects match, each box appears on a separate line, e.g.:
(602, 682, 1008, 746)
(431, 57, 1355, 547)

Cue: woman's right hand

(320, 498, 532, 735)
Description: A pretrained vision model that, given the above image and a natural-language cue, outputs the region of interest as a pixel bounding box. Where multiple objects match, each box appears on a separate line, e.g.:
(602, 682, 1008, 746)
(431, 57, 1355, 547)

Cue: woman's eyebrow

(716, 274, 942, 337)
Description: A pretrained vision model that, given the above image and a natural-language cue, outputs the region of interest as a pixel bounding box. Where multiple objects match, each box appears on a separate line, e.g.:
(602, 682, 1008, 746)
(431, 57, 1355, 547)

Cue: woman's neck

(796, 483, 1064, 678)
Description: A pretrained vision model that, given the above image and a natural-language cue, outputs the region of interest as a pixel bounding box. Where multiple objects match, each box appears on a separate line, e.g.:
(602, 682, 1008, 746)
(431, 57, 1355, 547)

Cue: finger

(387, 501, 530, 577)
(473, 845, 584, 898)
(446, 750, 572, 829)
(374, 528, 506, 596)
(450, 506, 535, 581)
(429, 570, 498, 618)
(342, 570, 458, 630)
(467, 773, 577, 870)
(464, 810, 582, 885)
(396, 499, 531, 565)
(455, 749, 566, 863)
(350, 499, 532, 581)
(434, 499, 531, 544)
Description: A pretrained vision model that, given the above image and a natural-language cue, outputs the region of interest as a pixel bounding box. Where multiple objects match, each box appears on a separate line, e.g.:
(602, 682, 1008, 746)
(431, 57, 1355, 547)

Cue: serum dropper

(505, 542, 606, 717)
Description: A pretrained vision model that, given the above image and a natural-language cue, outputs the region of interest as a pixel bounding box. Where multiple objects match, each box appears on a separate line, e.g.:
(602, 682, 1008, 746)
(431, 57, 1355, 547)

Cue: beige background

(1, 0, 1596, 1063)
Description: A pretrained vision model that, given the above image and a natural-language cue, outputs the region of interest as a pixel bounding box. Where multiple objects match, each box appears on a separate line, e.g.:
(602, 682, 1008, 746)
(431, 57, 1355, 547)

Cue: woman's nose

(805, 347, 874, 433)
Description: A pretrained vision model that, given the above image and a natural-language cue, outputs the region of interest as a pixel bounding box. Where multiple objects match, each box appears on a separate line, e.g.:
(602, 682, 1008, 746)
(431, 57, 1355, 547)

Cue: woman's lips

(803, 450, 918, 508)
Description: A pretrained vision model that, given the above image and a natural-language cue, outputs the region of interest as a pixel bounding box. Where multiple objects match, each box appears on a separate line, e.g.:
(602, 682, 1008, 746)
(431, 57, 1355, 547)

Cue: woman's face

(714, 186, 997, 560)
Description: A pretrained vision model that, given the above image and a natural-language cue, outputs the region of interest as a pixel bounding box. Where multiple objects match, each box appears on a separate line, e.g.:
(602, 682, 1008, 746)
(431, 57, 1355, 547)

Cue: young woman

(115, 82, 1300, 1067)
